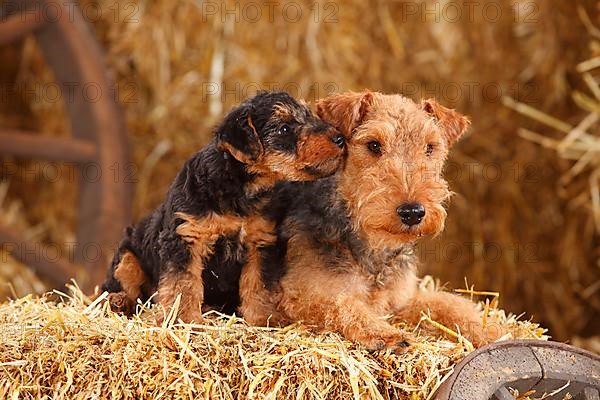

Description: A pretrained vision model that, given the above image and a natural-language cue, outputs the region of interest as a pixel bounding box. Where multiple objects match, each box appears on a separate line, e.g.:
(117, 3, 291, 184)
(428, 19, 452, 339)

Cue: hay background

(0, 0, 599, 341)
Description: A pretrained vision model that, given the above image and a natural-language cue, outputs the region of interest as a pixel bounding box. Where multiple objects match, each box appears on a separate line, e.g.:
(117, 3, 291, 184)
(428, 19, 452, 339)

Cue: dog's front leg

(106, 251, 147, 315)
(157, 212, 244, 324)
(332, 294, 412, 352)
(279, 264, 412, 352)
(238, 216, 284, 326)
(158, 264, 205, 323)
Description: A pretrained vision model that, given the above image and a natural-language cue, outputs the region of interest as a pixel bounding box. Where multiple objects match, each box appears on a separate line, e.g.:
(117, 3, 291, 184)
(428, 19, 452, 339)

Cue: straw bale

(0, 281, 546, 399)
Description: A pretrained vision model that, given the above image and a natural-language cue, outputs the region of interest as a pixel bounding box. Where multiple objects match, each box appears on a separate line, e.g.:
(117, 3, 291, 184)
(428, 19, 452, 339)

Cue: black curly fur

(101, 91, 341, 313)
(259, 178, 356, 288)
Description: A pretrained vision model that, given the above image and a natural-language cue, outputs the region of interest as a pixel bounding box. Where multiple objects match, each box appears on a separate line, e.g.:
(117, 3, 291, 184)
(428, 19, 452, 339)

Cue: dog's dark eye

(278, 124, 291, 135)
(367, 141, 382, 155)
(426, 143, 434, 156)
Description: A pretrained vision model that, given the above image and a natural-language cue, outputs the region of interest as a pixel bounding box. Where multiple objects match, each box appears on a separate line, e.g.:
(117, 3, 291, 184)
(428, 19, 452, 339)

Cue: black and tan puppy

(101, 91, 346, 322)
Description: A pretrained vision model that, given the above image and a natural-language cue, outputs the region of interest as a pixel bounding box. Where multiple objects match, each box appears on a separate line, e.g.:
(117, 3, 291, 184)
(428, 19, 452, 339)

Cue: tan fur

(238, 216, 283, 325)
(163, 212, 283, 324)
(272, 102, 309, 122)
(316, 91, 374, 137)
(219, 141, 257, 165)
(244, 169, 282, 196)
(247, 129, 343, 184)
(243, 92, 494, 349)
(114, 251, 146, 302)
(105, 251, 148, 315)
(421, 98, 470, 146)
(394, 290, 508, 347)
(273, 236, 413, 351)
(158, 267, 204, 323)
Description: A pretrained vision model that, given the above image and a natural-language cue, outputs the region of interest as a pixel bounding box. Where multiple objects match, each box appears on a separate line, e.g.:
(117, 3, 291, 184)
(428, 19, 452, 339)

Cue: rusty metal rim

(434, 340, 600, 399)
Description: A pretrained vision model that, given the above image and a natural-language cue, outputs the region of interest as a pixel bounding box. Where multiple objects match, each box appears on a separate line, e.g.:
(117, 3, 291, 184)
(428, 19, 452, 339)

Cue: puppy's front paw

(106, 291, 134, 315)
(155, 306, 203, 325)
(362, 338, 386, 352)
(177, 308, 204, 324)
(106, 292, 135, 317)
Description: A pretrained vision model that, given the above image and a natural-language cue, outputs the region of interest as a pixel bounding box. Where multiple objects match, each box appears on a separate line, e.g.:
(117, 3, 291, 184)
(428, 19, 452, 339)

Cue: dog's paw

(390, 339, 412, 354)
(178, 309, 204, 324)
(382, 331, 414, 354)
(363, 338, 386, 352)
(464, 324, 511, 348)
(155, 306, 203, 326)
(106, 292, 134, 315)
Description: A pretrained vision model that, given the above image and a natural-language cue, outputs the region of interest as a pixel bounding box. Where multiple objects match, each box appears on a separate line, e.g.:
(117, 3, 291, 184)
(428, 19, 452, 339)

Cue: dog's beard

(351, 203, 447, 252)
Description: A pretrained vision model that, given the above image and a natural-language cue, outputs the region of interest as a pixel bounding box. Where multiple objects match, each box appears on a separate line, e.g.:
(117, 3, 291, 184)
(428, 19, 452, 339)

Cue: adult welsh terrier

(242, 91, 504, 350)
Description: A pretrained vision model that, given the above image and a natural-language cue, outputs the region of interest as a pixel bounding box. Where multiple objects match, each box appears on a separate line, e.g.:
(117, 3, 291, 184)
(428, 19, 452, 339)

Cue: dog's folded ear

(316, 91, 373, 138)
(422, 99, 471, 147)
(216, 104, 264, 164)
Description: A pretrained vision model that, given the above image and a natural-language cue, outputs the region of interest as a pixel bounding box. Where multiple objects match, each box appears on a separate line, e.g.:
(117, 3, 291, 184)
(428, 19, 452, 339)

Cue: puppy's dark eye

(426, 143, 434, 156)
(367, 141, 382, 155)
(278, 124, 291, 135)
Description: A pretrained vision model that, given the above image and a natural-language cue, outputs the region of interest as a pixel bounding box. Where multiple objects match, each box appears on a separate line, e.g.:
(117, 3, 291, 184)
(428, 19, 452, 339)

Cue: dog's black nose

(331, 135, 345, 148)
(397, 203, 426, 226)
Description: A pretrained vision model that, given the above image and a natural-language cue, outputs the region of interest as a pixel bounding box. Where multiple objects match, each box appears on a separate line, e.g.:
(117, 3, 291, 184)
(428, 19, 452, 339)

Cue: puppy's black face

(216, 91, 346, 181)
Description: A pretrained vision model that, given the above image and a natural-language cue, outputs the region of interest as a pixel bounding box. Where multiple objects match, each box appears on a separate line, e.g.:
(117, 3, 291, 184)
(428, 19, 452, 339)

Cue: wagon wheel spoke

(0, 129, 97, 163)
(0, 8, 46, 46)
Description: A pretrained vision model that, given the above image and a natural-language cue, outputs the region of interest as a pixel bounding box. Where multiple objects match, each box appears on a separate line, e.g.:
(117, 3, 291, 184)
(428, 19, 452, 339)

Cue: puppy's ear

(316, 91, 373, 138)
(422, 99, 470, 147)
(216, 104, 264, 164)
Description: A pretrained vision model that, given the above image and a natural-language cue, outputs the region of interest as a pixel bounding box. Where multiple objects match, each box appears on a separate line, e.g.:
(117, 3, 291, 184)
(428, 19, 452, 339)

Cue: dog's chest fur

(354, 246, 417, 287)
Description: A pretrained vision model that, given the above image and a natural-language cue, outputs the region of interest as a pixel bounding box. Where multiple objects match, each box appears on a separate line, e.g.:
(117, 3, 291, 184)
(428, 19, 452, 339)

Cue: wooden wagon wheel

(0, 0, 132, 293)
(434, 340, 600, 400)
